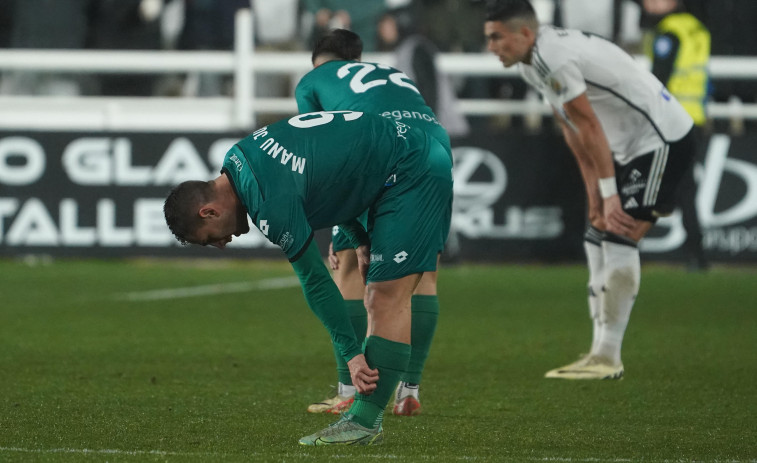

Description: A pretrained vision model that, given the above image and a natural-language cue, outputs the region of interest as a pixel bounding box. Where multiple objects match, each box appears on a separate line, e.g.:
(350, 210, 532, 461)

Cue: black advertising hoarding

(1, 129, 756, 262)
(641, 133, 757, 262)
(0, 131, 282, 258)
(449, 128, 586, 262)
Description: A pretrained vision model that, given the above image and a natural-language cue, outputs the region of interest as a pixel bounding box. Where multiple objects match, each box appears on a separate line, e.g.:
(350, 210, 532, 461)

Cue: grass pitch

(0, 258, 755, 462)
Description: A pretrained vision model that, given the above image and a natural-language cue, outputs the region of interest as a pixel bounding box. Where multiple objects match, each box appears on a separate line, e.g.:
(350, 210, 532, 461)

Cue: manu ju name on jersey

(252, 127, 307, 174)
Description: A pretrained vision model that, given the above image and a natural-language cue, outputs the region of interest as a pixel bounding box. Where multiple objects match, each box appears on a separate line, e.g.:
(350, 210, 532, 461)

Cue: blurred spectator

(558, 0, 618, 39)
(176, 0, 250, 96)
(557, 0, 642, 45)
(0, 0, 13, 48)
(301, 0, 386, 51)
(417, 0, 487, 53)
(251, 0, 303, 111)
(641, 0, 710, 270)
(377, 7, 469, 138)
(178, 0, 249, 51)
(684, 0, 757, 113)
(0, 0, 91, 95)
(87, 0, 165, 96)
(252, 0, 301, 50)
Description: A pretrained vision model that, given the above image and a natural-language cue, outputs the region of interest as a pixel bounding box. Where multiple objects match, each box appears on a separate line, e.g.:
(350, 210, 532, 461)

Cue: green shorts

(365, 135, 453, 283)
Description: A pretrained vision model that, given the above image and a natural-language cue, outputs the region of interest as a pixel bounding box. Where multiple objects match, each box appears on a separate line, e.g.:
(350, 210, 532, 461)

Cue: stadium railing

(1, 9, 756, 132)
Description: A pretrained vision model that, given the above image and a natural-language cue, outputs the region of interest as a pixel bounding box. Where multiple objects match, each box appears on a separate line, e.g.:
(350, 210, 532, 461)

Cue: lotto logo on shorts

(393, 251, 408, 263)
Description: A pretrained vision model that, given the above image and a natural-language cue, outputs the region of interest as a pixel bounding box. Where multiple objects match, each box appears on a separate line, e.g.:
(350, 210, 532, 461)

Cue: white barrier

(0, 9, 756, 132)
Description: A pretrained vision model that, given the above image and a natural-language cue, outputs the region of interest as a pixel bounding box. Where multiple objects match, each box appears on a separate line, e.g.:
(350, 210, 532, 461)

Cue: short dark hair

(485, 0, 537, 23)
(311, 29, 363, 64)
(164, 180, 214, 245)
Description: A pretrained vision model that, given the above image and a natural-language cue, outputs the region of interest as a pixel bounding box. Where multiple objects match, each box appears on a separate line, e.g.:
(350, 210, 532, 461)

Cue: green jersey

(221, 110, 427, 261)
(219, 111, 452, 363)
(295, 60, 452, 154)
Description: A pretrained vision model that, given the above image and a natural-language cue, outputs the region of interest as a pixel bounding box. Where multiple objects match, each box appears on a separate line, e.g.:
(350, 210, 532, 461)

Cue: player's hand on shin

(603, 195, 636, 236)
(328, 242, 340, 270)
(347, 354, 379, 395)
(356, 244, 370, 285)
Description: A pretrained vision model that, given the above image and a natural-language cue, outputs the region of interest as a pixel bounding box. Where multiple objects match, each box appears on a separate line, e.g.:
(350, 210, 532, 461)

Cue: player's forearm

(562, 121, 596, 181)
(565, 116, 614, 185)
(290, 240, 363, 362)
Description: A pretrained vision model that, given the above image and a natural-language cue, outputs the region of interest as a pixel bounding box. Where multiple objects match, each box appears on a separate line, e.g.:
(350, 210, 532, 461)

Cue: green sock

(349, 336, 410, 428)
(402, 295, 439, 385)
(333, 299, 367, 385)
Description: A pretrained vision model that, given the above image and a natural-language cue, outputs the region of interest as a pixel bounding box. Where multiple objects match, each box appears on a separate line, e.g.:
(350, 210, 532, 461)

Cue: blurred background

(1, 0, 756, 268)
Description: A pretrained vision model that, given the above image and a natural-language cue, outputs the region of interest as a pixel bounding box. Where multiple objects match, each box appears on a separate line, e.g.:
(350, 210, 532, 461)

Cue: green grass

(0, 258, 755, 462)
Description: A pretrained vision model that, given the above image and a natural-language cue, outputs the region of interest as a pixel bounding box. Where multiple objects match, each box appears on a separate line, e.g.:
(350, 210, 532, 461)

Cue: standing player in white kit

(484, 0, 696, 379)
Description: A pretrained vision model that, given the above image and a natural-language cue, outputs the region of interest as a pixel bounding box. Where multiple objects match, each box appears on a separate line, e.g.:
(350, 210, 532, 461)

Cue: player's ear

(198, 205, 218, 219)
(521, 25, 534, 41)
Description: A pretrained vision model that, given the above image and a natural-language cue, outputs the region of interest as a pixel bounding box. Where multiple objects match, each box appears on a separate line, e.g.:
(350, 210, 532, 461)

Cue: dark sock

(402, 295, 439, 384)
(333, 299, 367, 385)
(348, 336, 410, 428)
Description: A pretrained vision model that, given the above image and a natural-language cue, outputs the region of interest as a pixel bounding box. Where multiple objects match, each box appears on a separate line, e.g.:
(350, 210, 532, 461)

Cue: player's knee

(363, 284, 384, 316)
(333, 265, 361, 286)
(364, 281, 411, 318)
(413, 272, 437, 296)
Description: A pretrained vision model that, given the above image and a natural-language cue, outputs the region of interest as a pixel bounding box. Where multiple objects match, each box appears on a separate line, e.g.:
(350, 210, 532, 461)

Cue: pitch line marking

(1, 448, 753, 462)
(117, 276, 300, 301)
(0, 447, 221, 458)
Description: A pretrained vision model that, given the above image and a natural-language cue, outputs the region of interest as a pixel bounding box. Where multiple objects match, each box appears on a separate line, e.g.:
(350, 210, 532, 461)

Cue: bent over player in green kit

(295, 28, 452, 417)
(163, 111, 453, 445)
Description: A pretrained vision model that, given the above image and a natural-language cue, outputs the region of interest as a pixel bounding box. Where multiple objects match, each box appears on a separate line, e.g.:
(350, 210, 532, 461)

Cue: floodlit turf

(0, 257, 755, 462)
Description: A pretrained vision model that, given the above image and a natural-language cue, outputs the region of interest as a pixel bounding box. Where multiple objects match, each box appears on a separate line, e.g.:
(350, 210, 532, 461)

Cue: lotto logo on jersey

(259, 219, 269, 236)
(393, 251, 408, 263)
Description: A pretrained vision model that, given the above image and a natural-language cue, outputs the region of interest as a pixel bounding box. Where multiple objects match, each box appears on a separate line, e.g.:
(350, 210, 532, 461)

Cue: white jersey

(519, 26, 693, 165)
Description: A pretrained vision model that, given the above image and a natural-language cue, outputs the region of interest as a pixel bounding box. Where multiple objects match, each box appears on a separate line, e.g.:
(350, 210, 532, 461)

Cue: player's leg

(299, 134, 453, 445)
(546, 163, 610, 377)
(548, 132, 696, 380)
(597, 132, 698, 369)
(307, 227, 367, 414)
(551, 220, 649, 380)
(394, 140, 452, 413)
(593, 225, 647, 364)
(393, 257, 440, 416)
(348, 141, 452, 429)
(331, 247, 368, 396)
(299, 274, 419, 446)
(350, 275, 419, 425)
(585, 226, 606, 355)
(546, 225, 607, 378)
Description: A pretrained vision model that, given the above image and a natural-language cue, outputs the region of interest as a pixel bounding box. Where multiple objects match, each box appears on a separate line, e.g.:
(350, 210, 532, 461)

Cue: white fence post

(234, 9, 254, 130)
